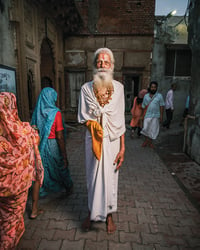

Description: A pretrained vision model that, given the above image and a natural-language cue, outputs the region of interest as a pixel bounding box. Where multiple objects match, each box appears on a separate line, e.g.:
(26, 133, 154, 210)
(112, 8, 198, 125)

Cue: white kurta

(78, 80, 126, 221)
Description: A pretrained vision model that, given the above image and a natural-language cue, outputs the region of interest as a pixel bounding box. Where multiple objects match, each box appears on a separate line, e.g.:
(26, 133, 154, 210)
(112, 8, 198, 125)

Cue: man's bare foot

(106, 214, 116, 234)
(82, 214, 91, 231)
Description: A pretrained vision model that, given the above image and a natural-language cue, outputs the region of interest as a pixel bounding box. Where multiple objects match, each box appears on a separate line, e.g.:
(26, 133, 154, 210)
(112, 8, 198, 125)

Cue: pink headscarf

(0, 92, 43, 196)
(138, 89, 148, 99)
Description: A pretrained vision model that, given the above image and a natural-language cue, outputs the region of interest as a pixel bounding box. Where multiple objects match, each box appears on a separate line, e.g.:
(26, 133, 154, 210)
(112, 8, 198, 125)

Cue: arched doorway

(41, 76, 53, 89)
(40, 38, 55, 89)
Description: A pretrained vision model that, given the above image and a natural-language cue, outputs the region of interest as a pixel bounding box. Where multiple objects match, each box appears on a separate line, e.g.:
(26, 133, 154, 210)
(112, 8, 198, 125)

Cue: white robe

(78, 80, 126, 221)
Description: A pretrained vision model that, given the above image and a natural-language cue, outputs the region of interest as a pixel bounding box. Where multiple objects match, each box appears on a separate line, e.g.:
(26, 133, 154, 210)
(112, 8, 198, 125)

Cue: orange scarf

(86, 120, 103, 160)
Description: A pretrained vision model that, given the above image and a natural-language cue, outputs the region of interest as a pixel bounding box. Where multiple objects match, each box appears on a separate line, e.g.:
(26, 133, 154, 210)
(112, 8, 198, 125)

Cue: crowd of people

(1, 47, 188, 248)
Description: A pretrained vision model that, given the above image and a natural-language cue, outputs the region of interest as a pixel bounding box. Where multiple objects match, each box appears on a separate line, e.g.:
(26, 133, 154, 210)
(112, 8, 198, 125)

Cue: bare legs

(106, 213, 116, 234)
(30, 180, 43, 219)
(82, 212, 116, 234)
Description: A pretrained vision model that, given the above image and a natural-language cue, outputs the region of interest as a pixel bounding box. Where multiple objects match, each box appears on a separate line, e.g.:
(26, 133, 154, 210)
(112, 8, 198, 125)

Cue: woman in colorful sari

(31, 87, 73, 197)
(0, 92, 44, 250)
(130, 89, 148, 138)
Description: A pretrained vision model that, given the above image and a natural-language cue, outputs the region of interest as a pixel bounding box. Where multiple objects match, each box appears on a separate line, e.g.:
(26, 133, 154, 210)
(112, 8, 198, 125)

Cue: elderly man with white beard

(78, 48, 126, 234)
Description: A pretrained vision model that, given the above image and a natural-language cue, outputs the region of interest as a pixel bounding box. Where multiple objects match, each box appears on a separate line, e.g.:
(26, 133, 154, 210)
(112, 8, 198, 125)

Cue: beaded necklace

(93, 86, 114, 107)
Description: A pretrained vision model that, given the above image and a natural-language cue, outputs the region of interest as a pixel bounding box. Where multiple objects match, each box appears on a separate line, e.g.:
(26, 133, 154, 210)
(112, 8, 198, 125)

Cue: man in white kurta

(78, 48, 126, 234)
(163, 83, 176, 129)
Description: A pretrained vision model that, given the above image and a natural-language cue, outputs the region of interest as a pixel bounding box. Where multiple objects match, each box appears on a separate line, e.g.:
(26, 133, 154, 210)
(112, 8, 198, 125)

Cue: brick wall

(64, 0, 155, 121)
(75, 0, 155, 35)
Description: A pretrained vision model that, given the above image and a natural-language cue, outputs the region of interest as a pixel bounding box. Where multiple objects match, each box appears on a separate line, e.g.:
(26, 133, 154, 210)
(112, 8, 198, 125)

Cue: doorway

(123, 74, 140, 112)
(65, 71, 85, 111)
(40, 38, 55, 89)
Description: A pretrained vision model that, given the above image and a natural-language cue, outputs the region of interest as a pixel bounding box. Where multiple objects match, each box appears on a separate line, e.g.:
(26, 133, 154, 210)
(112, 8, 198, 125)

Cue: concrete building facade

(186, 0, 200, 164)
(151, 15, 191, 122)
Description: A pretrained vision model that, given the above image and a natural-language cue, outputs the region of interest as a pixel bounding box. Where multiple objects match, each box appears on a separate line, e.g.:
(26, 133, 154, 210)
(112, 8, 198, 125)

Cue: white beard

(93, 68, 113, 91)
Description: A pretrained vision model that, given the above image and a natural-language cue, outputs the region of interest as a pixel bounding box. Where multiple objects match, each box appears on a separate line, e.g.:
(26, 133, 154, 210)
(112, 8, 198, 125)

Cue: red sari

(0, 92, 44, 249)
(130, 97, 143, 128)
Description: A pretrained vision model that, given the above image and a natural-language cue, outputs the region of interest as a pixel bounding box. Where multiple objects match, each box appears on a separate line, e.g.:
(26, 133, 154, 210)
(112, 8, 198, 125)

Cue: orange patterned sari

(0, 92, 44, 249)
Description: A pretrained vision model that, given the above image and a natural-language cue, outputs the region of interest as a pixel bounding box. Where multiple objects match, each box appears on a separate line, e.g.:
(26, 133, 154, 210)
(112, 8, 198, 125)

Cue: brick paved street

(17, 124, 200, 250)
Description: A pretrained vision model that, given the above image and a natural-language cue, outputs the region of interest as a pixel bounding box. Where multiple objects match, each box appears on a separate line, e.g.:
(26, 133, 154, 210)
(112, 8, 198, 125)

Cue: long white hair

(93, 47, 115, 71)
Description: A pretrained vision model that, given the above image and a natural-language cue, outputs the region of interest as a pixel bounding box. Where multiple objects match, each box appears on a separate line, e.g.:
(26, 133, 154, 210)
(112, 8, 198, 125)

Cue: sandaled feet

(142, 140, 148, 147)
(106, 214, 116, 234)
(29, 209, 43, 219)
(130, 131, 135, 139)
(149, 143, 154, 149)
(82, 214, 91, 232)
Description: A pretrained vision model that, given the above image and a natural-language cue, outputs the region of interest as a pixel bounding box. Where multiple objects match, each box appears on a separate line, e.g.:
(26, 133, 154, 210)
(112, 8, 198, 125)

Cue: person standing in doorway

(78, 48, 126, 234)
(163, 83, 177, 129)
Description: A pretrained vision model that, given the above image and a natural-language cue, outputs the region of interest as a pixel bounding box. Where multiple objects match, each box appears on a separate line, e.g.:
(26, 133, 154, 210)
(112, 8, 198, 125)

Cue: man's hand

(114, 149, 125, 172)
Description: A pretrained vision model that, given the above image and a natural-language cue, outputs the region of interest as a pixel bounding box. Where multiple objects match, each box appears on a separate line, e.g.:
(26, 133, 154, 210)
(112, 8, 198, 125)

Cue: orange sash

(86, 120, 103, 161)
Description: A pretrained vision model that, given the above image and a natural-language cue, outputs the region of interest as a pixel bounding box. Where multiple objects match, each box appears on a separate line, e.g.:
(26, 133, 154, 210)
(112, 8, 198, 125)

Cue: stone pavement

(17, 124, 200, 250)
(154, 123, 200, 211)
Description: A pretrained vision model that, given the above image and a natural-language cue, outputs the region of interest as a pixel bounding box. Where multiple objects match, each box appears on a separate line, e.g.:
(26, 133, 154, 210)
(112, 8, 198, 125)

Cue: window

(68, 72, 85, 108)
(165, 48, 191, 77)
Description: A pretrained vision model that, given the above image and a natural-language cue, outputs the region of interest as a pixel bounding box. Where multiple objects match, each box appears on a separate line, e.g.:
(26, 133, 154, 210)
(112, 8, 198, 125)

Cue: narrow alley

(17, 124, 200, 250)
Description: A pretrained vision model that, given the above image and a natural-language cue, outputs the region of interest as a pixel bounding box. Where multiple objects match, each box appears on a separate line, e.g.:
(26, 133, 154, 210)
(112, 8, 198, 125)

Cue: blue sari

(31, 87, 73, 197)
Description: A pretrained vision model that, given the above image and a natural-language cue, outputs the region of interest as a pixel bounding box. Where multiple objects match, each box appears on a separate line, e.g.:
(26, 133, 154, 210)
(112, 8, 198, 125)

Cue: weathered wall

(151, 16, 191, 122)
(64, 0, 155, 120)
(65, 36, 153, 84)
(0, 1, 16, 68)
(1, 0, 65, 120)
(76, 0, 155, 35)
(186, 0, 200, 164)
(0, 0, 155, 122)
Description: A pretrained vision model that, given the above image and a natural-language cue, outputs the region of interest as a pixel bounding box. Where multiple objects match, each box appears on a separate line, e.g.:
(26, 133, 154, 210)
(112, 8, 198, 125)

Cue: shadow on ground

(155, 123, 200, 212)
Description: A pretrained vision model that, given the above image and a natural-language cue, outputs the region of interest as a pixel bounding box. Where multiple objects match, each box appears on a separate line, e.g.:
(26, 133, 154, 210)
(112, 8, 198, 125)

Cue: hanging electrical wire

(170, 0, 190, 28)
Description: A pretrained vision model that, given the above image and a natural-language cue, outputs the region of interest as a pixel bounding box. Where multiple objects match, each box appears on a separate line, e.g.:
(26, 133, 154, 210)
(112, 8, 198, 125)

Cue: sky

(155, 0, 189, 16)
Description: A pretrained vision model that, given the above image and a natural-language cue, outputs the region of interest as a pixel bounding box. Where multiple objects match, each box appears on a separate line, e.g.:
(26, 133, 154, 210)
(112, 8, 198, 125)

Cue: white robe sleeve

(78, 81, 100, 124)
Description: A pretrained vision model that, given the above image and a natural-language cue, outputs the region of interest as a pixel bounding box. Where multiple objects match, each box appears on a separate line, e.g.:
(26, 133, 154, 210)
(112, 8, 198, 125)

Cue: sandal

(142, 141, 148, 147)
(149, 143, 154, 149)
